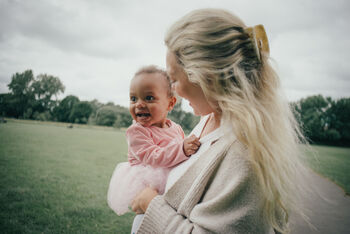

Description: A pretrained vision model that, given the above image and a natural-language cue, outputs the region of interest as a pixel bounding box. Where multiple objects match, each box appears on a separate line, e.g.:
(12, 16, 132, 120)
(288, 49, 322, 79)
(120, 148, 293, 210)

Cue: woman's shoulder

(222, 138, 250, 166)
(226, 138, 249, 161)
(206, 137, 263, 204)
(211, 127, 248, 161)
(213, 136, 255, 185)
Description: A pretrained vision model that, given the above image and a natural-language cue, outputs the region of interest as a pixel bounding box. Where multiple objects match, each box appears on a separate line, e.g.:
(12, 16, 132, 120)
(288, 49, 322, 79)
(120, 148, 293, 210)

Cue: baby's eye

(130, 96, 137, 102)
(145, 96, 155, 101)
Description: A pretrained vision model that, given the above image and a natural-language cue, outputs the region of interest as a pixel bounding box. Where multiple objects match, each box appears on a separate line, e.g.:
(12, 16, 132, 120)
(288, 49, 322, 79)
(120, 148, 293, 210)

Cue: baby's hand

(183, 134, 201, 156)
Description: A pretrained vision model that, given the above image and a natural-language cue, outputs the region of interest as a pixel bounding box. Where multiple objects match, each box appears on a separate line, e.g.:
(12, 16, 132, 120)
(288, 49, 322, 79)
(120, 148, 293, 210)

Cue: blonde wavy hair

(165, 9, 308, 233)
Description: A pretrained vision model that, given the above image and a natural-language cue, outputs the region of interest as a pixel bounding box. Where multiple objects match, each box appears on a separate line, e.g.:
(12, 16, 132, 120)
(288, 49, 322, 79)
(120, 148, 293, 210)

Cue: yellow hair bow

(245, 24, 270, 61)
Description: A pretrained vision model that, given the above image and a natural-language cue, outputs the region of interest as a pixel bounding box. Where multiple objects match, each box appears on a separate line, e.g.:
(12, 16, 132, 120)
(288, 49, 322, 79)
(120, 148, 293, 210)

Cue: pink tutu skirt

(107, 162, 170, 215)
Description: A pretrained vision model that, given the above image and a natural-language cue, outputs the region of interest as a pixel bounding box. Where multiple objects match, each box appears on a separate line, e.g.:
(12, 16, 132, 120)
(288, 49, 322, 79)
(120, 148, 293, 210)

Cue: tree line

(0, 70, 349, 145)
(0, 70, 198, 133)
(292, 95, 350, 146)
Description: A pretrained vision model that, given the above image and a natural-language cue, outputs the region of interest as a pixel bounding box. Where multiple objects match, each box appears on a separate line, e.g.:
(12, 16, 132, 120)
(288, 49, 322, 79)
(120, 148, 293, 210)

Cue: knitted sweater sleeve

(137, 150, 266, 234)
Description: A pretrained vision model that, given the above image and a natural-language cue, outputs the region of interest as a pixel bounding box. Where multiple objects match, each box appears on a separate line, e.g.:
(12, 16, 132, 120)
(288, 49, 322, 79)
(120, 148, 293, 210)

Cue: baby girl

(107, 65, 200, 215)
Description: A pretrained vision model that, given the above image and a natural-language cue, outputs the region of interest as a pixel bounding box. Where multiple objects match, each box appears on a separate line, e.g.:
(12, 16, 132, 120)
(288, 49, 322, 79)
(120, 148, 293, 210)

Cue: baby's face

(129, 73, 173, 128)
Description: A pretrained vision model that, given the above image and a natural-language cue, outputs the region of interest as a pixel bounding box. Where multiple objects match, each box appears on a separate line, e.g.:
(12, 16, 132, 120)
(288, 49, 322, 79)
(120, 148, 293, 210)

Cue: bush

(69, 102, 93, 124)
(33, 111, 52, 121)
(95, 107, 117, 126)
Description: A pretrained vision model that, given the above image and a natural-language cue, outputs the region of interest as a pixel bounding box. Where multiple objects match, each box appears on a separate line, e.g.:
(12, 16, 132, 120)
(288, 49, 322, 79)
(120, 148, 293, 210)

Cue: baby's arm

(127, 124, 189, 168)
(183, 134, 201, 156)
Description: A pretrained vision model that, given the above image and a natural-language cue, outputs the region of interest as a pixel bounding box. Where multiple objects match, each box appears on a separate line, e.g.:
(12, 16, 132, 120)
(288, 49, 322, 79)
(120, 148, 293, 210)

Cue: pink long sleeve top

(126, 119, 188, 168)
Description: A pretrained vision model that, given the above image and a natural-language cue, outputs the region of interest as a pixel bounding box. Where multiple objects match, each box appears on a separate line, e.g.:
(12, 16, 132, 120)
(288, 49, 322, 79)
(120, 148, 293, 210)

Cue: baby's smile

(136, 113, 151, 117)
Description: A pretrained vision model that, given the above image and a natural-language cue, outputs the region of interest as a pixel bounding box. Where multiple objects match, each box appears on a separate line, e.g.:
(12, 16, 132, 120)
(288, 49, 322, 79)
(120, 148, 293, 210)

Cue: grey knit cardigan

(137, 131, 273, 234)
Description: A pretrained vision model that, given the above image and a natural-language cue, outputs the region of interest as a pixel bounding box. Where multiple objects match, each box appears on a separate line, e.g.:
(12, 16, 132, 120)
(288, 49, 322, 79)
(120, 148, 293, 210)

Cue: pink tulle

(107, 162, 170, 215)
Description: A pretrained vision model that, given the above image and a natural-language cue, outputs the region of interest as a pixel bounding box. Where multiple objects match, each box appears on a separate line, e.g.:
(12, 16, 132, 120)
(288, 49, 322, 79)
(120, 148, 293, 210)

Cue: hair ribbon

(244, 24, 269, 61)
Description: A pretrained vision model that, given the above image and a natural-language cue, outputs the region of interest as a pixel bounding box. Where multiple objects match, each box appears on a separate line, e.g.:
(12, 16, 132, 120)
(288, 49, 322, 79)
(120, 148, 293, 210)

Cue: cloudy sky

(0, 0, 349, 110)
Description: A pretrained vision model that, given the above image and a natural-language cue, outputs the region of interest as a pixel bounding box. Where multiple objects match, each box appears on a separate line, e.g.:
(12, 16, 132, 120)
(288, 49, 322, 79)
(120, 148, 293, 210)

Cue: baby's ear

(167, 96, 177, 111)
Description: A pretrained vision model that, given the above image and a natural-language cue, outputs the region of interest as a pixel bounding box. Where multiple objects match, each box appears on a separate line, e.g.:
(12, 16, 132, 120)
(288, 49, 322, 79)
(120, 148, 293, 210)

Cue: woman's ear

(167, 96, 177, 111)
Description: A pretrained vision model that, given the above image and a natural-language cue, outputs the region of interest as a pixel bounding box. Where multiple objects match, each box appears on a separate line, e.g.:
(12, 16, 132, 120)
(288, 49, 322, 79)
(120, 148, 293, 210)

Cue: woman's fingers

(131, 187, 158, 214)
(131, 199, 144, 214)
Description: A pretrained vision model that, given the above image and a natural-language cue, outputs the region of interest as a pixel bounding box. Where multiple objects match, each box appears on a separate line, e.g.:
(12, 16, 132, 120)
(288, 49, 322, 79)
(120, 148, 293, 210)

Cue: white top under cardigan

(166, 114, 224, 192)
(137, 116, 274, 233)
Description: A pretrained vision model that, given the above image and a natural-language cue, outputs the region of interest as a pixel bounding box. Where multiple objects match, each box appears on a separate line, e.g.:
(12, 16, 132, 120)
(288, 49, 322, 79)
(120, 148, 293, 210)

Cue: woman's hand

(131, 187, 158, 214)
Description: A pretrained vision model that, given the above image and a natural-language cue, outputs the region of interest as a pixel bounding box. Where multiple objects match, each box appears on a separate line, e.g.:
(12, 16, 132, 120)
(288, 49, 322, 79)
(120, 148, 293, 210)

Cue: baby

(107, 65, 200, 215)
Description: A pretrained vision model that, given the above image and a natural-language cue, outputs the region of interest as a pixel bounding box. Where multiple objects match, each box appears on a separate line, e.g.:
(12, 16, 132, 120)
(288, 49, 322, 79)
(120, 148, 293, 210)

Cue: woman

(131, 8, 308, 233)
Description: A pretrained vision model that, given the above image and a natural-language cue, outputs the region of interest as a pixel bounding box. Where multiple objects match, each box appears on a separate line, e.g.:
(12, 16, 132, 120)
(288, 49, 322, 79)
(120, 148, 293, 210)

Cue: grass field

(1, 120, 349, 233)
(305, 145, 350, 195)
(0, 120, 134, 233)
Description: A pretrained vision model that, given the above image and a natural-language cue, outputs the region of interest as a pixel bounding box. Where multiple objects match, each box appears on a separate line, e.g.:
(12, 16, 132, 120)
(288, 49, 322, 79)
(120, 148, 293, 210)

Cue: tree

(89, 99, 104, 114)
(95, 106, 117, 126)
(294, 95, 331, 143)
(86, 103, 132, 127)
(327, 98, 350, 145)
(0, 93, 17, 117)
(69, 101, 93, 124)
(5, 70, 65, 119)
(86, 99, 104, 125)
(181, 112, 200, 133)
(292, 95, 350, 145)
(31, 74, 65, 113)
(114, 105, 132, 128)
(168, 101, 183, 123)
(168, 100, 200, 133)
(7, 70, 35, 118)
(53, 95, 80, 122)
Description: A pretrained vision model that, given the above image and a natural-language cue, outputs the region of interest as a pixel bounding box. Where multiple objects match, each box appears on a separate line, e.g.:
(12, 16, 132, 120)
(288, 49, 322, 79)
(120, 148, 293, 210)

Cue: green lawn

(0, 120, 134, 233)
(0, 120, 349, 233)
(305, 144, 350, 195)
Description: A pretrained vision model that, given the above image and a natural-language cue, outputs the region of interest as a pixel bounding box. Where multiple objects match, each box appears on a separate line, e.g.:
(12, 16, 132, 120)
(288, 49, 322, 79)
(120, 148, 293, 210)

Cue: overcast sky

(0, 0, 349, 111)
